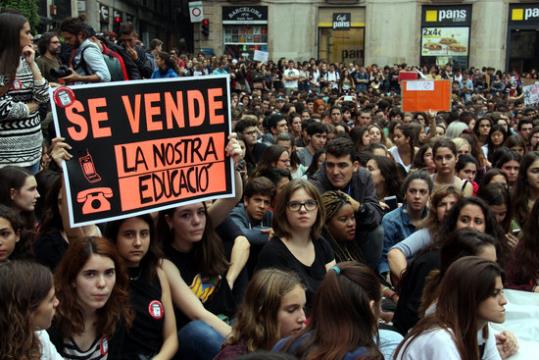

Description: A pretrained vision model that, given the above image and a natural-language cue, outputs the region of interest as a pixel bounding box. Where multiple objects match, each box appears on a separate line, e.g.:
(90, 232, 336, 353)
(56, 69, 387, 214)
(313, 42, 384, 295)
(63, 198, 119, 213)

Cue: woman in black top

(256, 179, 335, 310)
(106, 214, 178, 359)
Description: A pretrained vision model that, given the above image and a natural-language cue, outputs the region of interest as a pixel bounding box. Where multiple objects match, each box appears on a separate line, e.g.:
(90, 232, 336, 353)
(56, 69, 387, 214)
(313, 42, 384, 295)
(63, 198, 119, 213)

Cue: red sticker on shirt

(100, 336, 109, 355)
(148, 300, 164, 320)
(53, 86, 76, 108)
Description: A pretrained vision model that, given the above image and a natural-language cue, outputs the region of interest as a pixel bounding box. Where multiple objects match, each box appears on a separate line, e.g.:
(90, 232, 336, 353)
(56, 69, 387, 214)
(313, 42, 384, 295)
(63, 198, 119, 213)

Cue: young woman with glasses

(256, 179, 336, 310)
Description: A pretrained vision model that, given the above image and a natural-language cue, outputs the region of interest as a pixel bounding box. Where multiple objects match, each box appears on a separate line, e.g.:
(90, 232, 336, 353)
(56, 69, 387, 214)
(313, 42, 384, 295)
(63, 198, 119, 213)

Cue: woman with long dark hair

(493, 148, 521, 188)
(0, 204, 25, 262)
(395, 257, 507, 360)
(506, 199, 539, 292)
(366, 155, 404, 207)
(0, 260, 61, 360)
(393, 197, 499, 335)
(49, 237, 133, 359)
(473, 117, 492, 145)
(411, 144, 436, 174)
(431, 137, 473, 197)
(0, 166, 40, 231)
(151, 51, 179, 79)
(455, 154, 479, 195)
(389, 124, 418, 173)
(512, 151, 539, 228)
(482, 124, 508, 162)
(0, 11, 49, 172)
(388, 186, 461, 282)
(252, 145, 291, 178)
(105, 215, 178, 359)
(274, 262, 386, 359)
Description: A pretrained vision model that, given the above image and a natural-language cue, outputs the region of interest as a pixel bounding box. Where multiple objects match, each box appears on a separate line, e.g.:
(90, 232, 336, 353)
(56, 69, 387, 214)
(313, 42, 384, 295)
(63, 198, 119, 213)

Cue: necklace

(128, 267, 142, 281)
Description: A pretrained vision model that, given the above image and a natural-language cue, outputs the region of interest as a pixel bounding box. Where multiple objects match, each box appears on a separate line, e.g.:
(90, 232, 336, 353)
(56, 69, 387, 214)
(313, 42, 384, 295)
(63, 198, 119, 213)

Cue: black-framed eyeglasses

(287, 200, 318, 212)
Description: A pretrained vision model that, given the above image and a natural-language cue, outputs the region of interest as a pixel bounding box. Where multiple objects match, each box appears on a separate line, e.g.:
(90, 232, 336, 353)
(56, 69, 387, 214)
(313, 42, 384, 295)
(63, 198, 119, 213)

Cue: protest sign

(253, 50, 269, 63)
(50, 75, 234, 227)
(401, 79, 451, 112)
(523, 83, 539, 106)
(398, 71, 418, 83)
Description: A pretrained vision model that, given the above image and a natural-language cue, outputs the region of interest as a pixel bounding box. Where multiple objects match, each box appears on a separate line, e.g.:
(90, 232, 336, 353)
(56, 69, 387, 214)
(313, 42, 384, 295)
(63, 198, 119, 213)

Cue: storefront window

(319, 28, 364, 64)
(317, 8, 365, 64)
(222, 6, 268, 59)
(508, 4, 539, 73)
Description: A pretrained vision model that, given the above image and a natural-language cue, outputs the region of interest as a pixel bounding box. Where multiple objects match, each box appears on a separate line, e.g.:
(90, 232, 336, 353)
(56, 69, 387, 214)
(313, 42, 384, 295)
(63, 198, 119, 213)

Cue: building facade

(195, 0, 539, 72)
(38, 0, 180, 47)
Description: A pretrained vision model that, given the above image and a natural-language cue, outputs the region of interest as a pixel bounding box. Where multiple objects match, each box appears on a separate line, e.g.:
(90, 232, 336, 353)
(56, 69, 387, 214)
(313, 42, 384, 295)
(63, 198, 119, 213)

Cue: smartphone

(344, 95, 354, 102)
(384, 196, 398, 211)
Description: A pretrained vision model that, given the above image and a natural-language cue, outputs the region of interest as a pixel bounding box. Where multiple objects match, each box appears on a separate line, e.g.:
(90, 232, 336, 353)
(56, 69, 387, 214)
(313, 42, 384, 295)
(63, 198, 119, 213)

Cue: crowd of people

(1, 9, 539, 360)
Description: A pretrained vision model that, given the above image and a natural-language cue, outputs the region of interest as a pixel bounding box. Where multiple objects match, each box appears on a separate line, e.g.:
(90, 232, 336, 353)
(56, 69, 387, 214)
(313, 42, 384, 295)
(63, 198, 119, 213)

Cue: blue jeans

(177, 320, 224, 360)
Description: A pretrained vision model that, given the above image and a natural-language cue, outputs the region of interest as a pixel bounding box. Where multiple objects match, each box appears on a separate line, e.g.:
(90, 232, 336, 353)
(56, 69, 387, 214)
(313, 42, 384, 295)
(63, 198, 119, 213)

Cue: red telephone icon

(76, 187, 113, 214)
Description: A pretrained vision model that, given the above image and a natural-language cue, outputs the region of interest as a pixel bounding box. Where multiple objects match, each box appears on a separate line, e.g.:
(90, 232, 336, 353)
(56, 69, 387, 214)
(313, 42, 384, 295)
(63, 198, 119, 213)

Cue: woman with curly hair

(215, 269, 306, 359)
(320, 190, 363, 263)
(0, 260, 61, 360)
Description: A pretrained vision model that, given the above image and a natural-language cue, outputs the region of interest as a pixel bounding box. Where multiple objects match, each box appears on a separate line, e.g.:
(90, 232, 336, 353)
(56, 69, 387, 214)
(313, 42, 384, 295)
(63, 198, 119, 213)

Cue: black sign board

(333, 13, 351, 30)
(509, 3, 539, 26)
(50, 76, 234, 227)
(421, 5, 472, 27)
(99, 4, 109, 23)
(222, 6, 268, 23)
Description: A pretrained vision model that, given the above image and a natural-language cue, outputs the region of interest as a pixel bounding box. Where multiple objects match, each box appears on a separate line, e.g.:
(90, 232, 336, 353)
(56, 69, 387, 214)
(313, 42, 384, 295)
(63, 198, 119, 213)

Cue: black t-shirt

(164, 243, 237, 328)
(393, 249, 441, 335)
(255, 236, 334, 309)
(122, 267, 164, 358)
(34, 230, 68, 271)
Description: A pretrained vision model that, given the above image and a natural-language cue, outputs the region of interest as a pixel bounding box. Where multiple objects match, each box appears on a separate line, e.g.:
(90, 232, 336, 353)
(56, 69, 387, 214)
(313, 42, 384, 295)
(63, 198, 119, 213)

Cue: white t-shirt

(395, 326, 501, 360)
(389, 146, 412, 173)
(36, 330, 63, 360)
(283, 68, 299, 89)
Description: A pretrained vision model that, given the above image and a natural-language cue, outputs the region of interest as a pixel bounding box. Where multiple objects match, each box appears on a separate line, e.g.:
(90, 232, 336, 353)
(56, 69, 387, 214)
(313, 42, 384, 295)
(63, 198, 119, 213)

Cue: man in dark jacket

(118, 22, 153, 79)
(311, 137, 384, 270)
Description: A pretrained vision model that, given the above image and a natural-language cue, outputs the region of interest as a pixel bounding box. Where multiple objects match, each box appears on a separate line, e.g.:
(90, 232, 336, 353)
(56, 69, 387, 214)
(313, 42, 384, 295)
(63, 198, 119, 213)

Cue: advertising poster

(50, 75, 234, 227)
(523, 83, 539, 106)
(421, 27, 469, 56)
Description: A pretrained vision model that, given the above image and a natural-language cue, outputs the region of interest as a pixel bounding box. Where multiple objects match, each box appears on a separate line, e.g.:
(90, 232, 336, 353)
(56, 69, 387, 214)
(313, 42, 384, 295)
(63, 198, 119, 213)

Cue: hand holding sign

(50, 137, 73, 168)
(225, 133, 244, 166)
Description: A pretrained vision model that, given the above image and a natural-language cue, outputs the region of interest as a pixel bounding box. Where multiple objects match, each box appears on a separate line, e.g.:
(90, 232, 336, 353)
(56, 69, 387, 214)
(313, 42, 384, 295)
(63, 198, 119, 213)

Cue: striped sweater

(0, 58, 49, 168)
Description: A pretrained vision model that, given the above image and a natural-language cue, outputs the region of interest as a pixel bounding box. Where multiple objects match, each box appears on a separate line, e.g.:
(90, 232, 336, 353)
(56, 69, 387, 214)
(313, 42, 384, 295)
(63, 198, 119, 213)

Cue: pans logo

(426, 9, 467, 22)
(512, 7, 539, 21)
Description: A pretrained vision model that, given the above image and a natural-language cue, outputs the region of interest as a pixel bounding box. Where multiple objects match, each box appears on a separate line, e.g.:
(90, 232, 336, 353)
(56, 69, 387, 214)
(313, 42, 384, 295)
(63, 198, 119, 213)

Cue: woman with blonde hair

(215, 269, 306, 359)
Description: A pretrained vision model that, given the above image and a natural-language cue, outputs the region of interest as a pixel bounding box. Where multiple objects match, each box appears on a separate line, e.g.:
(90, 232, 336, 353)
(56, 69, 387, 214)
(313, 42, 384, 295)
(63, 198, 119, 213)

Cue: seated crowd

(2, 10, 538, 360)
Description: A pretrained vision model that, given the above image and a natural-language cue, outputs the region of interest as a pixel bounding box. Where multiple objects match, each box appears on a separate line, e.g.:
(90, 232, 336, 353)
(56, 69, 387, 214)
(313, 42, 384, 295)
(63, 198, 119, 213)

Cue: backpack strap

(77, 44, 101, 76)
